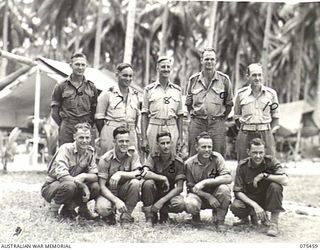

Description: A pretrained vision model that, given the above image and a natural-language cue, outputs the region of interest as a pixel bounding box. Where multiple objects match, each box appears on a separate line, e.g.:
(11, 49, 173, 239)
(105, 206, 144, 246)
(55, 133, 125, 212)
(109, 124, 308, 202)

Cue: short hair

(113, 126, 130, 139)
(246, 63, 263, 75)
(74, 123, 91, 133)
(71, 52, 87, 61)
(156, 131, 172, 142)
(196, 132, 212, 143)
(116, 62, 133, 73)
(157, 56, 172, 64)
(201, 47, 216, 58)
(248, 138, 266, 150)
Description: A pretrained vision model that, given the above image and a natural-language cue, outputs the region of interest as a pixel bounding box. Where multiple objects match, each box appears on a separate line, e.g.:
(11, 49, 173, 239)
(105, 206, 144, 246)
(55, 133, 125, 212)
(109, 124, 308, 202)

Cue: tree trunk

(292, 26, 304, 101)
(262, 3, 272, 87)
(234, 46, 241, 92)
(160, 1, 169, 56)
(0, 0, 9, 78)
(144, 37, 151, 86)
(207, 1, 218, 47)
(124, 0, 137, 64)
(93, 0, 103, 68)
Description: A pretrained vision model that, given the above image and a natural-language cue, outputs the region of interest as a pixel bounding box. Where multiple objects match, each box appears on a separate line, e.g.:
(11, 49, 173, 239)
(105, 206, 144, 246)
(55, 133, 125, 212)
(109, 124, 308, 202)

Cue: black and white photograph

(0, 0, 319, 248)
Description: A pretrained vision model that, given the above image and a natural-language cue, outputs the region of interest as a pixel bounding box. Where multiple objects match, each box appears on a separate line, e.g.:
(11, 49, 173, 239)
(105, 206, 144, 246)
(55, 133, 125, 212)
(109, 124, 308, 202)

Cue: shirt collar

(112, 84, 134, 96)
(154, 80, 174, 89)
(66, 74, 87, 85)
(248, 84, 267, 95)
(194, 153, 215, 165)
(199, 71, 219, 84)
(112, 148, 130, 162)
(248, 158, 266, 168)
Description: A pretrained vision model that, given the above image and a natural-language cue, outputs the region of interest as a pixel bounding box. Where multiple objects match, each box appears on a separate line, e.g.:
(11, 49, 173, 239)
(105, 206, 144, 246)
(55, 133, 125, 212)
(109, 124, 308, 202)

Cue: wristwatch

(262, 172, 270, 179)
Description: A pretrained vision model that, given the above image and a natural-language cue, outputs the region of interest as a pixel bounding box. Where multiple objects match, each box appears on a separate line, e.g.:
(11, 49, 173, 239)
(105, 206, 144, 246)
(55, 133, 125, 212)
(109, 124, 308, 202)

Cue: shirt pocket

(240, 97, 254, 115)
(258, 96, 272, 115)
(191, 88, 205, 107)
(208, 85, 225, 105)
(62, 89, 76, 108)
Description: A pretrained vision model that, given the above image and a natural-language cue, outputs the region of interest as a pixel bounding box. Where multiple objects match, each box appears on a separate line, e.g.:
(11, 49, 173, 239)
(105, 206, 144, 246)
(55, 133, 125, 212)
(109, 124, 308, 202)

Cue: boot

(142, 206, 157, 227)
(60, 202, 78, 220)
(78, 203, 98, 220)
(103, 213, 116, 225)
(191, 213, 201, 226)
(120, 212, 134, 224)
(233, 216, 250, 226)
(159, 212, 169, 224)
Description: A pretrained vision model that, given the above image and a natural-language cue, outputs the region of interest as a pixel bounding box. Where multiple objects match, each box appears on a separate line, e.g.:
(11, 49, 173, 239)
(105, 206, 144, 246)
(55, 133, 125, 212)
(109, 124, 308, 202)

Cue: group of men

(41, 49, 288, 238)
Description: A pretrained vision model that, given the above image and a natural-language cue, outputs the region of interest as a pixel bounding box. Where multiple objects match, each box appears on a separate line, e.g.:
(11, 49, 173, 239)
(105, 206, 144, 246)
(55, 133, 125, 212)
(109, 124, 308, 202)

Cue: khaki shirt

(98, 149, 141, 183)
(233, 156, 286, 194)
(144, 152, 186, 189)
(141, 81, 183, 119)
(185, 152, 231, 192)
(51, 76, 98, 120)
(185, 71, 233, 118)
(47, 142, 97, 182)
(95, 85, 139, 123)
(234, 85, 280, 124)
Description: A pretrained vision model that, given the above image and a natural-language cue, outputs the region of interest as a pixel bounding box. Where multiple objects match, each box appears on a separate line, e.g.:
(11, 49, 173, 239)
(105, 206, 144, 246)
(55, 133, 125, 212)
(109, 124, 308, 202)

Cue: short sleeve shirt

(51, 76, 98, 120)
(98, 149, 141, 183)
(234, 85, 280, 124)
(95, 85, 139, 123)
(47, 142, 97, 181)
(185, 151, 231, 192)
(144, 153, 186, 189)
(233, 156, 286, 194)
(185, 71, 233, 118)
(141, 81, 183, 119)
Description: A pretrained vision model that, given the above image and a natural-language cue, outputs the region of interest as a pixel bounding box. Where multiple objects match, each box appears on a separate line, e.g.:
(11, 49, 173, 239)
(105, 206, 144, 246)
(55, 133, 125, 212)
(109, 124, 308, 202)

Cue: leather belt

(104, 120, 135, 129)
(241, 123, 270, 131)
(193, 116, 224, 121)
(149, 118, 176, 126)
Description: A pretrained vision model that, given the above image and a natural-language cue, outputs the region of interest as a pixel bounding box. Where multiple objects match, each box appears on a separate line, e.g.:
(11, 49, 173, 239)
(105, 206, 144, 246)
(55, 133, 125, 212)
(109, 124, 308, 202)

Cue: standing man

(184, 132, 232, 230)
(234, 63, 280, 161)
(230, 138, 288, 237)
(141, 56, 184, 155)
(141, 131, 185, 226)
(95, 63, 140, 155)
(41, 123, 100, 220)
(185, 48, 233, 157)
(51, 52, 98, 146)
(95, 126, 142, 225)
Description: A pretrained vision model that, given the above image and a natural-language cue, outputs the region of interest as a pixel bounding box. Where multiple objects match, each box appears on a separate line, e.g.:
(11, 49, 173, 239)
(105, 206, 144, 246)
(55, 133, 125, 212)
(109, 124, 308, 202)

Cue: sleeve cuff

(95, 113, 105, 119)
(175, 174, 186, 182)
(98, 173, 108, 180)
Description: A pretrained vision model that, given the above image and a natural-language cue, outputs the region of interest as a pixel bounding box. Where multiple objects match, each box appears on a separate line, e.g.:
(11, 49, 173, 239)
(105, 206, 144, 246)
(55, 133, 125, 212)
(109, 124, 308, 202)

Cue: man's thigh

(41, 181, 61, 202)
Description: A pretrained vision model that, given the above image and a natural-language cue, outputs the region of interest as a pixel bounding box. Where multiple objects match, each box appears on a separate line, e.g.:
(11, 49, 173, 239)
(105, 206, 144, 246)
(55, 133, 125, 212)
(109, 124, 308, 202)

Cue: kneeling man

(41, 123, 100, 220)
(95, 126, 142, 225)
(230, 138, 288, 237)
(184, 132, 232, 230)
(141, 132, 185, 226)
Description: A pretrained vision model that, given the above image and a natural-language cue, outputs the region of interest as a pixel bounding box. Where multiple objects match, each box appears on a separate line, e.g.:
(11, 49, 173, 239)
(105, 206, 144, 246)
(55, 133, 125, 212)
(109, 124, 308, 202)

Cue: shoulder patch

(171, 83, 181, 91)
(145, 82, 156, 91)
(174, 155, 184, 164)
(239, 157, 250, 166)
(189, 72, 201, 81)
(217, 71, 230, 80)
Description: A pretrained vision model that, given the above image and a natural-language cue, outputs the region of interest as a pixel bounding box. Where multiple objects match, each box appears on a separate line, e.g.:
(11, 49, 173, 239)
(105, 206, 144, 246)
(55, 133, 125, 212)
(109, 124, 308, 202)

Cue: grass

(0, 170, 320, 243)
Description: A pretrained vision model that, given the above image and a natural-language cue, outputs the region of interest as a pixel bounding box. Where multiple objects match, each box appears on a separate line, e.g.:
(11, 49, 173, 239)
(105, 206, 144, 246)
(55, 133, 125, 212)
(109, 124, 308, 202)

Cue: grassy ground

(0, 170, 320, 243)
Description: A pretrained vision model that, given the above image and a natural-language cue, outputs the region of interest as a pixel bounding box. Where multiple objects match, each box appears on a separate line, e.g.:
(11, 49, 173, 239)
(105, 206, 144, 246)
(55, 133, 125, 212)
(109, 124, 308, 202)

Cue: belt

(241, 123, 270, 131)
(192, 116, 224, 121)
(104, 120, 135, 129)
(149, 118, 176, 126)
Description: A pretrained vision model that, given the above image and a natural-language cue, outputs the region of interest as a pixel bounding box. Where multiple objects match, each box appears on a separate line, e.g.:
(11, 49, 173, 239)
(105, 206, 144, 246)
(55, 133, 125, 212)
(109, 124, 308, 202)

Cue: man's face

(157, 59, 172, 78)
(118, 67, 133, 88)
(248, 144, 265, 165)
(157, 135, 172, 155)
(196, 137, 213, 159)
(74, 129, 91, 150)
(114, 133, 130, 154)
(247, 64, 264, 88)
(201, 51, 216, 71)
(70, 57, 87, 77)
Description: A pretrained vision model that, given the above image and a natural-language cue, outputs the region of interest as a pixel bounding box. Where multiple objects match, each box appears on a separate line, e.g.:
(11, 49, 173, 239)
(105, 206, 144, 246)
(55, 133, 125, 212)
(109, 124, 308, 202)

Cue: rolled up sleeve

(51, 83, 62, 107)
(98, 157, 109, 181)
(233, 165, 245, 193)
(95, 91, 109, 120)
(141, 89, 149, 114)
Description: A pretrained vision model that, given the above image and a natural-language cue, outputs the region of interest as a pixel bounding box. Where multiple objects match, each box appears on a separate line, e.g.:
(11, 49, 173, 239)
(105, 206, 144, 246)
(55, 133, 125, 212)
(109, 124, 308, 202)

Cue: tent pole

(32, 67, 41, 166)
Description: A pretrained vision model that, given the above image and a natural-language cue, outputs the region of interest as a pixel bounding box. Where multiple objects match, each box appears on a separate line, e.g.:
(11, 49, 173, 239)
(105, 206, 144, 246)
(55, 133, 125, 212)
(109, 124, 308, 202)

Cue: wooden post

(93, 0, 103, 68)
(124, 0, 137, 63)
(32, 67, 41, 166)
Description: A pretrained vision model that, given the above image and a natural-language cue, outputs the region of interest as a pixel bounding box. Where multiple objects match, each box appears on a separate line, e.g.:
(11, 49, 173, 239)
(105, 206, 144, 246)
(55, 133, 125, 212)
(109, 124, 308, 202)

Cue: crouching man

(230, 138, 288, 237)
(141, 132, 185, 226)
(184, 132, 232, 230)
(41, 123, 100, 220)
(95, 126, 142, 225)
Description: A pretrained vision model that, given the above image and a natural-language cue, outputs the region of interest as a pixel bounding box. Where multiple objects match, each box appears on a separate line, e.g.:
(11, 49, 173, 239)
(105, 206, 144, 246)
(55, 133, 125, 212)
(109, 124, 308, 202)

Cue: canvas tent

(0, 57, 120, 128)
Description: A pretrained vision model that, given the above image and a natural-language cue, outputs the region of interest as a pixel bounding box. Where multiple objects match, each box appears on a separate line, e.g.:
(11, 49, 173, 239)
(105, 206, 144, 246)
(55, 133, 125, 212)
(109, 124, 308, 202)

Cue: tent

(0, 57, 143, 128)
